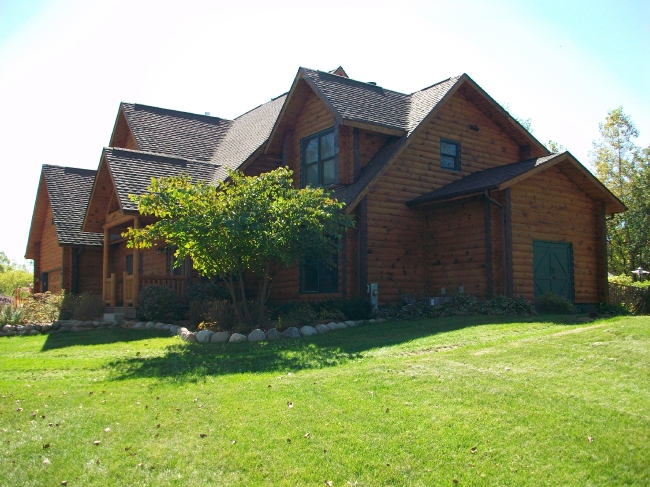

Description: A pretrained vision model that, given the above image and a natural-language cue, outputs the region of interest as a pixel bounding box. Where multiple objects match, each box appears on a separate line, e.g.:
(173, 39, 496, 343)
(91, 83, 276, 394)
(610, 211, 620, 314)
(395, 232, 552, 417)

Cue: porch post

(133, 217, 141, 307)
(103, 228, 109, 304)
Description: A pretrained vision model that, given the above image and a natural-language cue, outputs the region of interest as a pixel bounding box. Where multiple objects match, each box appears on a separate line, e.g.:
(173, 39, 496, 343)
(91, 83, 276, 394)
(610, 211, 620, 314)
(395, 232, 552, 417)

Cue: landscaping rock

(145, 322, 156, 329)
(169, 325, 179, 335)
(195, 330, 213, 343)
(326, 322, 345, 331)
(6, 331, 16, 336)
(299, 326, 318, 337)
(133, 322, 145, 330)
(71, 326, 82, 332)
(267, 328, 282, 341)
(0, 332, 6, 337)
(229, 333, 247, 343)
(178, 327, 189, 335)
(2, 325, 11, 332)
(163, 324, 171, 330)
(282, 327, 301, 339)
(248, 329, 266, 342)
(369, 319, 377, 323)
(336, 322, 347, 329)
(344, 320, 356, 327)
(376, 318, 385, 322)
(315, 324, 329, 334)
(29, 330, 39, 336)
(154, 322, 166, 330)
(182, 332, 197, 343)
(25, 325, 34, 331)
(210, 331, 230, 343)
(41, 325, 52, 333)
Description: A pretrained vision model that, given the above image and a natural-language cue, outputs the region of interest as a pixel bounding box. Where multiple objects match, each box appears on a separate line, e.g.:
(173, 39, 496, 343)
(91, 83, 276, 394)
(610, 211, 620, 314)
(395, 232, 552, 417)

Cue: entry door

(533, 240, 573, 301)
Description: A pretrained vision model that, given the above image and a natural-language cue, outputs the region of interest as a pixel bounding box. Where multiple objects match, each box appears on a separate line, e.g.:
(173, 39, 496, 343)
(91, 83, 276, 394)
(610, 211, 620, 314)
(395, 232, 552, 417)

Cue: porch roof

(406, 152, 626, 214)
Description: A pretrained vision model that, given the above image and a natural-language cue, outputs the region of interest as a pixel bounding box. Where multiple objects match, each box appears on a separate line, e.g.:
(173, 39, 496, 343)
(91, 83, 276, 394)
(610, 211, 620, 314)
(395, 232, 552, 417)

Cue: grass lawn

(0, 315, 648, 486)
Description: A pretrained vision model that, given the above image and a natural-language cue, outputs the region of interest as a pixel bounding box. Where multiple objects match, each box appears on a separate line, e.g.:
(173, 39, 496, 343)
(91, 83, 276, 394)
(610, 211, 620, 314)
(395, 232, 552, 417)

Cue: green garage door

(533, 240, 574, 301)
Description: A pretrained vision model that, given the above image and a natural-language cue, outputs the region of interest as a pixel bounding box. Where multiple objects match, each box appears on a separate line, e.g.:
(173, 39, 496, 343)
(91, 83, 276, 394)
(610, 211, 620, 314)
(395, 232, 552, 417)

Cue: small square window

(440, 139, 460, 171)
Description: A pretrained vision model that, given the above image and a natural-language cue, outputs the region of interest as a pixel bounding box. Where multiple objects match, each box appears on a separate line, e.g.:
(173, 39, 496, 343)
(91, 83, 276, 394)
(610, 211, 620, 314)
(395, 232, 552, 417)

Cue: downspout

(484, 190, 507, 296)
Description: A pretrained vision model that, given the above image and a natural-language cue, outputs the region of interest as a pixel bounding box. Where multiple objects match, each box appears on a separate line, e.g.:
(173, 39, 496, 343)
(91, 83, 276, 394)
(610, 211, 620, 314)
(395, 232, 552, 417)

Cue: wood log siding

(366, 89, 524, 303)
(424, 197, 488, 298)
(290, 90, 335, 186)
(509, 166, 599, 303)
(39, 205, 63, 293)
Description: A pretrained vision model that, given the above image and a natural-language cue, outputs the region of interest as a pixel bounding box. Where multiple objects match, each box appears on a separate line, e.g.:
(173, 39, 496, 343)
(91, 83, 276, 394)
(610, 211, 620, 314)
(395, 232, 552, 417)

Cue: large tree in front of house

(591, 107, 650, 275)
(124, 167, 354, 326)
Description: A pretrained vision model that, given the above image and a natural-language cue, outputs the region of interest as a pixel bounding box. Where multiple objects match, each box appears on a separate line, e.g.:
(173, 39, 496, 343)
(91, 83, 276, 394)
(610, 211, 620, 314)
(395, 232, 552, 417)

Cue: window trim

(300, 127, 338, 188)
(440, 138, 461, 171)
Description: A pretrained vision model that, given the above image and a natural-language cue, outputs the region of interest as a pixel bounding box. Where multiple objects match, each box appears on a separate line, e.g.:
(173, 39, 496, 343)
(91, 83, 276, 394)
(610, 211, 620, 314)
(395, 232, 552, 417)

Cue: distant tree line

(0, 251, 32, 297)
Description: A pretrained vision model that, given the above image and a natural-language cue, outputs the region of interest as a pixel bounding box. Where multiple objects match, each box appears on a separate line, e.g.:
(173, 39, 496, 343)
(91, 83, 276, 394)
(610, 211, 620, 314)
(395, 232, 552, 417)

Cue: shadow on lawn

(41, 328, 171, 351)
(105, 314, 571, 382)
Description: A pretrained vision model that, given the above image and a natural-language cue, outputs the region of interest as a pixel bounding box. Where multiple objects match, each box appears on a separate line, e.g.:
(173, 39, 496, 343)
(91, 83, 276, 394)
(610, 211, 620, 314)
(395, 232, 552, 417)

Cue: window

(440, 138, 460, 171)
(125, 254, 143, 276)
(300, 254, 339, 294)
(301, 128, 337, 187)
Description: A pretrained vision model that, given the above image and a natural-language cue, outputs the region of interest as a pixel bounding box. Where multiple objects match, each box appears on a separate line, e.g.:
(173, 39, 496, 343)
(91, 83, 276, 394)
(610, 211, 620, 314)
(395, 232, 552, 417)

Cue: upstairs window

(301, 128, 336, 187)
(440, 139, 460, 171)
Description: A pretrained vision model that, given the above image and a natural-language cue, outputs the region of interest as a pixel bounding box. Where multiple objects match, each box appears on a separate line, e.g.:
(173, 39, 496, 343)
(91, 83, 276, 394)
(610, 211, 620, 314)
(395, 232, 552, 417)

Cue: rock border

(0, 318, 385, 343)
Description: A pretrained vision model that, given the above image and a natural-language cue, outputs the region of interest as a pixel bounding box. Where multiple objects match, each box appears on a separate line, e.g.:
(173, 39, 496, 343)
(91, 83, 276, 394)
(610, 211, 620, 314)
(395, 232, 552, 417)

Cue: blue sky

(0, 0, 648, 263)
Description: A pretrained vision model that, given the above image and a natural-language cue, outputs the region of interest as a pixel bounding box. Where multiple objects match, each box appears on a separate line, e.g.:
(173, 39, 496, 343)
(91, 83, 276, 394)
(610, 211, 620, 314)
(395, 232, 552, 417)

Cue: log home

(28, 67, 626, 311)
(25, 166, 103, 294)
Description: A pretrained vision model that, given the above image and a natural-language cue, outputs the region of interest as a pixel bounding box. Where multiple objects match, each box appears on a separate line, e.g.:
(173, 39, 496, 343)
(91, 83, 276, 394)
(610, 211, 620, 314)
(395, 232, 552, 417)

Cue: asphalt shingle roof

(42, 165, 103, 246)
(406, 153, 562, 206)
(121, 103, 232, 161)
(302, 69, 461, 135)
(210, 94, 286, 181)
(104, 148, 220, 211)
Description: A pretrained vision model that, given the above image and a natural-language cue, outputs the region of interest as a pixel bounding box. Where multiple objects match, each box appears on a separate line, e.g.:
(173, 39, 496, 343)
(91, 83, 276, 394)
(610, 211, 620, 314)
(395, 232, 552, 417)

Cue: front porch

(101, 214, 191, 308)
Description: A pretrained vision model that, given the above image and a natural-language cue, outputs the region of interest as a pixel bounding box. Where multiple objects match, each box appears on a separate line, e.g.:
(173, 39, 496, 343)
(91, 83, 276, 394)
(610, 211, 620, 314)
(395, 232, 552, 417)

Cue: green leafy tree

(0, 251, 33, 297)
(125, 167, 354, 326)
(591, 107, 650, 274)
(544, 140, 566, 153)
(502, 102, 533, 133)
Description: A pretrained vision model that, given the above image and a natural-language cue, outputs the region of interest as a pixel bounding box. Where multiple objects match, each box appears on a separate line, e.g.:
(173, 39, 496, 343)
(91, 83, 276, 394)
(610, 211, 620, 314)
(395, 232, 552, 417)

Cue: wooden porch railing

(141, 275, 189, 299)
(123, 272, 135, 307)
(103, 272, 117, 307)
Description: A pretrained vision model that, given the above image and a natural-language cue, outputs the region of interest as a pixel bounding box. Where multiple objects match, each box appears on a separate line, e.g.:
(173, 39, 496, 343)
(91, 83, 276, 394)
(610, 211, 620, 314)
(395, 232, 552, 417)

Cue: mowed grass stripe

(0, 316, 648, 486)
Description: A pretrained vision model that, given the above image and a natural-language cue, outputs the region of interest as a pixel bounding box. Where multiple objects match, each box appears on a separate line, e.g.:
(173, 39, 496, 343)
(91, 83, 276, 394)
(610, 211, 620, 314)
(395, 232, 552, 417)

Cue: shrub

(436, 294, 480, 317)
(321, 298, 373, 320)
(192, 299, 239, 331)
(595, 302, 629, 316)
(534, 292, 576, 314)
(481, 295, 535, 316)
(137, 285, 180, 322)
(269, 302, 318, 329)
(20, 292, 64, 323)
(378, 302, 437, 320)
(0, 304, 24, 325)
(608, 275, 650, 289)
(186, 281, 232, 303)
(72, 294, 104, 320)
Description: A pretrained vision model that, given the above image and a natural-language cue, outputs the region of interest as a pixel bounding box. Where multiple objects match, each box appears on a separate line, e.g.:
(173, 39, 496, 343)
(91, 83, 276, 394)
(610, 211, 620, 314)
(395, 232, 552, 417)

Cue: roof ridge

(42, 164, 97, 174)
(410, 74, 463, 95)
(301, 67, 410, 97)
(123, 102, 233, 124)
(233, 93, 288, 121)
(105, 147, 220, 166)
